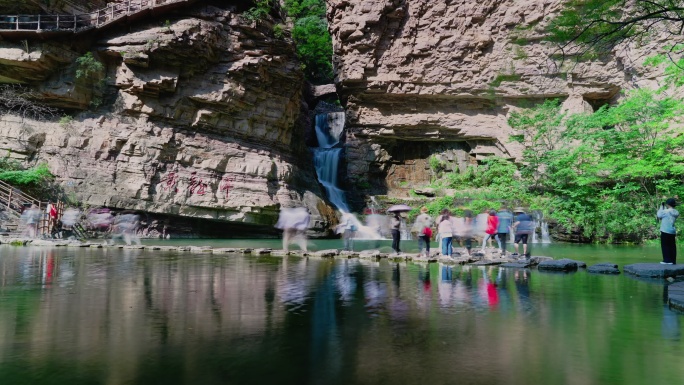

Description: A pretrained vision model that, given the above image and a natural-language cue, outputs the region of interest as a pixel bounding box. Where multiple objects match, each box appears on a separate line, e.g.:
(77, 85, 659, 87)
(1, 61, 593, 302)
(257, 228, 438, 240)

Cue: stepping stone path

(624, 263, 684, 278)
(667, 282, 684, 312)
(587, 263, 620, 275)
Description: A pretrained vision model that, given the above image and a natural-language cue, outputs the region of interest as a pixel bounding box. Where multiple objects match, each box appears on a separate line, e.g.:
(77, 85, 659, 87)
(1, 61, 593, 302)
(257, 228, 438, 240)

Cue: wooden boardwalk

(0, 0, 198, 39)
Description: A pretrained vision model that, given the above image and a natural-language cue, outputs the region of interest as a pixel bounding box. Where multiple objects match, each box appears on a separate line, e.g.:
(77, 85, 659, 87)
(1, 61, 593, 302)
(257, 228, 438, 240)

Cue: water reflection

(0, 246, 683, 384)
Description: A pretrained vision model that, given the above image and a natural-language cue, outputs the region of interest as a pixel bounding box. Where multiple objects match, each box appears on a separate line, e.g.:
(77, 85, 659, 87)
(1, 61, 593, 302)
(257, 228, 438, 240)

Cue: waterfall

(540, 221, 551, 243)
(313, 112, 349, 213)
(531, 211, 551, 243)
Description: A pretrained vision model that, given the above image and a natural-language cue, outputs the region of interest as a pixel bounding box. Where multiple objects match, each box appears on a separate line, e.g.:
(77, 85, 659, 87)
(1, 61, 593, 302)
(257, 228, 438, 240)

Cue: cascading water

(531, 210, 552, 243)
(311, 113, 381, 240)
(313, 112, 349, 213)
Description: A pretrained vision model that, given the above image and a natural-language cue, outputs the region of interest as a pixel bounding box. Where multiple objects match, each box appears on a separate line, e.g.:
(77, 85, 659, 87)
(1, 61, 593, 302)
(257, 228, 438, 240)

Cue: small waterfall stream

(313, 112, 349, 213)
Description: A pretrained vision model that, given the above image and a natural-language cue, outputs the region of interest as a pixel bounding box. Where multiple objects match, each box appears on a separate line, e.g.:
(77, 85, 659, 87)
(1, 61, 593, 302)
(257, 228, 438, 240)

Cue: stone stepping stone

(587, 263, 620, 275)
(538, 259, 581, 271)
(251, 248, 272, 255)
(359, 250, 382, 259)
(338, 251, 360, 258)
(313, 249, 338, 258)
(123, 245, 145, 249)
(668, 282, 684, 311)
(89, 244, 103, 248)
(213, 248, 242, 253)
(624, 263, 684, 278)
(528, 256, 553, 265)
(501, 261, 532, 268)
(470, 260, 503, 266)
(189, 246, 213, 253)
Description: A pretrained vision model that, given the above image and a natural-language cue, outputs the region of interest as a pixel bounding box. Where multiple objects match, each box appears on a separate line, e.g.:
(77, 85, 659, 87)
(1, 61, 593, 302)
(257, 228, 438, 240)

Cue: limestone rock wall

(327, 0, 664, 205)
(0, 3, 337, 237)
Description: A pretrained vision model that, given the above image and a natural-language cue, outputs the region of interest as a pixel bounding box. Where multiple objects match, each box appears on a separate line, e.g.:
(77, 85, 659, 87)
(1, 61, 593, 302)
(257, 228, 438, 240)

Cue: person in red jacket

(481, 210, 499, 252)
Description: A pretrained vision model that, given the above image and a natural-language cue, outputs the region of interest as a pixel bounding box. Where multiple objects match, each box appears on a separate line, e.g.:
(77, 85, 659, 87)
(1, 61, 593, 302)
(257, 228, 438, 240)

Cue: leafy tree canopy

(548, 0, 684, 56)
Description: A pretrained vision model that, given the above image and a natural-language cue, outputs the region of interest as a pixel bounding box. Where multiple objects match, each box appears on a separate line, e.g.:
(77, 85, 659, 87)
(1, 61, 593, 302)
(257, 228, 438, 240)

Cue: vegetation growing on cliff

(283, 0, 334, 84)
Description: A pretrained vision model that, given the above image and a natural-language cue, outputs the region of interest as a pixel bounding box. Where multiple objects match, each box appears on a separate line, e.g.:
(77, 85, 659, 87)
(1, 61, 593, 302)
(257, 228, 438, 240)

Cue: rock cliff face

(327, 0, 664, 206)
(0, 2, 336, 237)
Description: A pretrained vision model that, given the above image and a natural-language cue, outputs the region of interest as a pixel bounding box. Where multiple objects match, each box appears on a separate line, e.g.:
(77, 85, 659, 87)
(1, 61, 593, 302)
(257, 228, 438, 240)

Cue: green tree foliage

(284, 0, 333, 84)
(547, 0, 684, 58)
(75, 52, 104, 79)
(509, 89, 684, 241)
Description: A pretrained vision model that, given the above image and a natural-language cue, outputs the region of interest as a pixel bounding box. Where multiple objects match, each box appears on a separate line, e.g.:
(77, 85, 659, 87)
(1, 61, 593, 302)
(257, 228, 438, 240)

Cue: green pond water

(0, 241, 682, 385)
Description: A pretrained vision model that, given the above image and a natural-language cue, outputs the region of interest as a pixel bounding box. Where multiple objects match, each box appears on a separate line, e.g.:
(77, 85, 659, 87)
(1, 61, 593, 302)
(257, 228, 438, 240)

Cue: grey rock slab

(213, 248, 242, 253)
(668, 282, 684, 311)
(189, 246, 213, 253)
(624, 263, 684, 278)
(314, 249, 338, 258)
(538, 259, 580, 271)
(529, 256, 553, 265)
(251, 248, 272, 255)
(470, 260, 503, 266)
(501, 262, 532, 268)
(587, 263, 620, 275)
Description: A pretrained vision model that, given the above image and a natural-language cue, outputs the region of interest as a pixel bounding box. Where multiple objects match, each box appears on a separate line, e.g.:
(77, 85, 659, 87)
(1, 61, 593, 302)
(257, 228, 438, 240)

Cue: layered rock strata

(0, 3, 336, 236)
(327, 0, 666, 205)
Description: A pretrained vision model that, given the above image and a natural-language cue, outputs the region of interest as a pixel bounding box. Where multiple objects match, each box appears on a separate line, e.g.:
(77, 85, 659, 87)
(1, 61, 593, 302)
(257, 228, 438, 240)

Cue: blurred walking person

(437, 209, 454, 257)
(481, 210, 499, 253)
(496, 208, 513, 256)
(512, 208, 534, 259)
(275, 207, 310, 252)
(337, 212, 357, 251)
(412, 207, 433, 257)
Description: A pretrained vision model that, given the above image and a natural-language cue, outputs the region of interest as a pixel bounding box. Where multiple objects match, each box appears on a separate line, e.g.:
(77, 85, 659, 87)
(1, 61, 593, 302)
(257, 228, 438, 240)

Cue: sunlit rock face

(327, 0, 666, 204)
(0, 3, 337, 237)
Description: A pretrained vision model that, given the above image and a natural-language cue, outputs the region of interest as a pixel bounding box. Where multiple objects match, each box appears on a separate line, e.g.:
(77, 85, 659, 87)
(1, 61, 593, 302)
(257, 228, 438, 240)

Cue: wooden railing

(0, 179, 64, 237)
(0, 0, 195, 33)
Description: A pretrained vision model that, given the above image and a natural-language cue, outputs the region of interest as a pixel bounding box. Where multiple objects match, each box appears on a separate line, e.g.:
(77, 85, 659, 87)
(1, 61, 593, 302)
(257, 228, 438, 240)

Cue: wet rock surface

(624, 264, 684, 278)
(667, 282, 684, 312)
(587, 263, 620, 275)
(538, 259, 583, 271)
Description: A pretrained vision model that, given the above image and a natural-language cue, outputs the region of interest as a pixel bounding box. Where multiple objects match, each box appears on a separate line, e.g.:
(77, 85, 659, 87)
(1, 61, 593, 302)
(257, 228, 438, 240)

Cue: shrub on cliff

(284, 0, 333, 84)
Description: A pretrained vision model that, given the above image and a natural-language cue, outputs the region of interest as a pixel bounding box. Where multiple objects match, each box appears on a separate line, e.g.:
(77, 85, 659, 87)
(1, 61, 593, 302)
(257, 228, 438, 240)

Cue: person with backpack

(413, 206, 433, 257)
(512, 207, 534, 258)
(437, 209, 454, 257)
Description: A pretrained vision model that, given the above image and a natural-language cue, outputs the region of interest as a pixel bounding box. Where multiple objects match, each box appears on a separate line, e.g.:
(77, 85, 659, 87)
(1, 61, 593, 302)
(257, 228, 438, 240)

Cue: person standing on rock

(512, 208, 534, 259)
(412, 207, 433, 257)
(658, 198, 679, 264)
(481, 210, 499, 253)
(437, 209, 454, 257)
(462, 208, 474, 256)
(495, 208, 513, 256)
(390, 212, 402, 254)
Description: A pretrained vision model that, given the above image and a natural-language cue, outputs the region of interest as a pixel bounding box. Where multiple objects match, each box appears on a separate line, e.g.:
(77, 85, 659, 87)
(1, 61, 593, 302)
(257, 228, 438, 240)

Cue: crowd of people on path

(410, 206, 535, 259)
(275, 205, 539, 259)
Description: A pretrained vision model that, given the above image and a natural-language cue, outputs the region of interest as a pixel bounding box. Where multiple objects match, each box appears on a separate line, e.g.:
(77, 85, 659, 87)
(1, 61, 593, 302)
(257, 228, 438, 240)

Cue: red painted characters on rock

(219, 175, 233, 198)
(188, 172, 207, 196)
(161, 171, 179, 192)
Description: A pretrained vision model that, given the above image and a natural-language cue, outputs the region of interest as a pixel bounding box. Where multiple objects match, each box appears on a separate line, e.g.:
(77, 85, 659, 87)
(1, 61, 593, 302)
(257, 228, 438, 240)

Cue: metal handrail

(0, 179, 64, 236)
(0, 0, 192, 33)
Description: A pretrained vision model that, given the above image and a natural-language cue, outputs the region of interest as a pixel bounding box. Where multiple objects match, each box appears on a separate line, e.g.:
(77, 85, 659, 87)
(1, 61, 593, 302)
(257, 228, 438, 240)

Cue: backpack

(422, 226, 432, 238)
